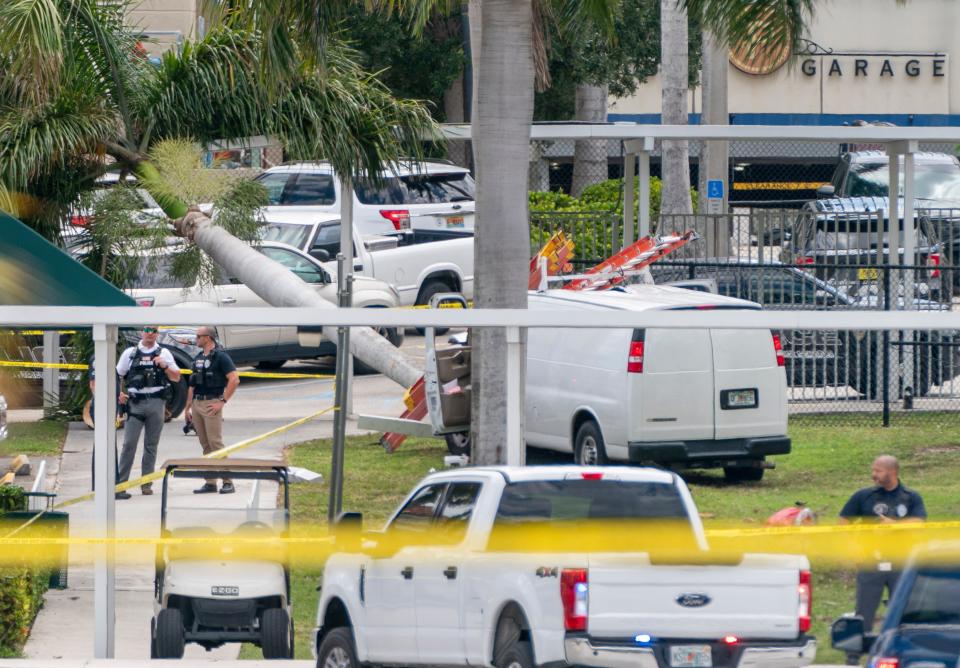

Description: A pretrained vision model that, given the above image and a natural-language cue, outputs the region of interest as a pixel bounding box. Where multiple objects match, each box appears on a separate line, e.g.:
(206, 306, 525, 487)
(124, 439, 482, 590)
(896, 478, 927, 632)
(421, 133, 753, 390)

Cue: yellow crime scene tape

(0, 404, 337, 541)
(0, 359, 334, 380)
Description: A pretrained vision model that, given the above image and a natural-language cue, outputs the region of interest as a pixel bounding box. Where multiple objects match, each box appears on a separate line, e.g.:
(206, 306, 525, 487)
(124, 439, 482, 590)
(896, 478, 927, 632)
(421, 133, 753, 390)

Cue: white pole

(638, 151, 651, 239)
(93, 324, 117, 659)
(339, 175, 355, 414)
(902, 145, 918, 396)
(505, 326, 524, 466)
(42, 331, 59, 410)
(622, 153, 636, 250)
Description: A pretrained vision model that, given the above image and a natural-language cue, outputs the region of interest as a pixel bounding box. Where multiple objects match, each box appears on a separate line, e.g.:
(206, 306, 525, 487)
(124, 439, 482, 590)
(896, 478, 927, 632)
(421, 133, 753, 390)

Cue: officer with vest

(185, 326, 240, 494)
(116, 326, 181, 499)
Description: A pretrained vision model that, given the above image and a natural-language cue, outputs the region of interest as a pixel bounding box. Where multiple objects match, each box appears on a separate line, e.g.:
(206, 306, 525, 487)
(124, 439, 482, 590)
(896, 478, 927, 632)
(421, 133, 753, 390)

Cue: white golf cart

(151, 459, 293, 659)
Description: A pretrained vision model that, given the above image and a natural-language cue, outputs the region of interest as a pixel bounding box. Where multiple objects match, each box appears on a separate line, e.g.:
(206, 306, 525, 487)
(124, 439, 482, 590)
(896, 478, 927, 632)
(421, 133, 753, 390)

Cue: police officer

(116, 326, 181, 499)
(185, 326, 240, 494)
(839, 454, 926, 664)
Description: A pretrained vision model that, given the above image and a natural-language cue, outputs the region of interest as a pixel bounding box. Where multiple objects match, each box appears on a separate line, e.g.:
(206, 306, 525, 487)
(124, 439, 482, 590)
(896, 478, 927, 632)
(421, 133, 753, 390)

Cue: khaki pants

(192, 398, 231, 485)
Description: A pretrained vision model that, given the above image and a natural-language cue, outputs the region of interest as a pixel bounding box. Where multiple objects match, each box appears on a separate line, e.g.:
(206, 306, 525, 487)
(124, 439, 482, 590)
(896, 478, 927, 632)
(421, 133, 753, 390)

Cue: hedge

(0, 486, 48, 657)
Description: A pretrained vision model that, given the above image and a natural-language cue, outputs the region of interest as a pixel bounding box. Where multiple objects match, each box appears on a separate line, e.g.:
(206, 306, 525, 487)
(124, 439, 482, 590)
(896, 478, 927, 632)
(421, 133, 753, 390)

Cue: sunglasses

(142, 327, 158, 333)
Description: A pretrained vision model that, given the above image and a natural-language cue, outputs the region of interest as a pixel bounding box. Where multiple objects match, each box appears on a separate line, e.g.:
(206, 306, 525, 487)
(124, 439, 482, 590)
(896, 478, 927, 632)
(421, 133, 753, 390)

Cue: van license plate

(722, 388, 757, 409)
(857, 267, 879, 281)
(446, 216, 464, 228)
(670, 645, 712, 667)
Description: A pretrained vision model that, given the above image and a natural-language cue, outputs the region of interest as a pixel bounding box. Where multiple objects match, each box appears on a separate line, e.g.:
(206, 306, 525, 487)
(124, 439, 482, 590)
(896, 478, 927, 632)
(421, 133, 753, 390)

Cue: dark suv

(650, 259, 957, 398)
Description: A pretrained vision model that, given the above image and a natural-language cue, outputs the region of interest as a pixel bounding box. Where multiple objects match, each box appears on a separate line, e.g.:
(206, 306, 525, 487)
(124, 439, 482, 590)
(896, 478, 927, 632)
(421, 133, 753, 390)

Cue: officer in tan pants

(184, 327, 240, 494)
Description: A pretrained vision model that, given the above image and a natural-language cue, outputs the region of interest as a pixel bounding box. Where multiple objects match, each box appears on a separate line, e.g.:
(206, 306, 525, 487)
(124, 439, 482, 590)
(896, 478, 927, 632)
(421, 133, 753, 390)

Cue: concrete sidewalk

(22, 368, 406, 661)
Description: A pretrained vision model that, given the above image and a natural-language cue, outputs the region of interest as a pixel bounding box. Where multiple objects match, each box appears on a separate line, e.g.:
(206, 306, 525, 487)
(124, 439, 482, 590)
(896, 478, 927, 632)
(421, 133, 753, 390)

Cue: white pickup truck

(259, 212, 474, 308)
(314, 466, 816, 668)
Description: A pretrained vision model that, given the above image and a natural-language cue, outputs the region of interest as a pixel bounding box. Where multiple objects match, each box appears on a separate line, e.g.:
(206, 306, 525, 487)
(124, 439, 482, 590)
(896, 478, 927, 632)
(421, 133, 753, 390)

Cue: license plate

(446, 216, 464, 228)
(211, 585, 239, 596)
(670, 645, 712, 667)
(857, 267, 879, 281)
(724, 389, 757, 408)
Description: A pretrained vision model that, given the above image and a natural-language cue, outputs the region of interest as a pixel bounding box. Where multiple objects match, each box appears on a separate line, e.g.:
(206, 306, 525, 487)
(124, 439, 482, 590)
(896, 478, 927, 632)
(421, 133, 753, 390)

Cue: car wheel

(164, 377, 188, 422)
(416, 280, 456, 335)
(445, 431, 471, 456)
(848, 333, 933, 399)
(574, 420, 608, 466)
(723, 465, 765, 482)
(255, 360, 286, 371)
(260, 607, 293, 659)
(154, 608, 185, 659)
(317, 627, 359, 668)
(149, 617, 158, 659)
(495, 641, 534, 668)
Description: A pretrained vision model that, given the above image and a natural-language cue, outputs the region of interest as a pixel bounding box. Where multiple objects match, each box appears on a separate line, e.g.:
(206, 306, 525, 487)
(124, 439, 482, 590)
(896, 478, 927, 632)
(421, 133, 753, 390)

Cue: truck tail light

(136, 297, 155, 307)
(560, 568, 588, 632)
(379, 209, 411, 230)
(772, 333, 785, 367)
(874, 660, 899, 668)
(70, 214, 91, 227)
(928, 252, 941, 278)
(627, 330, 645, 373)
(798, 570, 812, 633)
(796, 256, 815, 266)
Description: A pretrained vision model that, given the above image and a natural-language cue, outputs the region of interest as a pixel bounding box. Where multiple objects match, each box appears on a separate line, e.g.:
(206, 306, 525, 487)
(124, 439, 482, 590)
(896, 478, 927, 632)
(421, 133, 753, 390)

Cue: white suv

(254, 161, 476, 238)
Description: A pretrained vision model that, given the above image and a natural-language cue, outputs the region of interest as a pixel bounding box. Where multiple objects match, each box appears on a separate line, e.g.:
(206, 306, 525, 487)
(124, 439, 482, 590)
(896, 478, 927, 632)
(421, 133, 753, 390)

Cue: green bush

(0, 486, 48, 656)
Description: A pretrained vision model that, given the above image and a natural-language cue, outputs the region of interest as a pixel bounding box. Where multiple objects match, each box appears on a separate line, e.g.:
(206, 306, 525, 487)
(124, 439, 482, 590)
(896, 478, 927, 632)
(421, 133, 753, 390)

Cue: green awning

(0, 212, 135, 306)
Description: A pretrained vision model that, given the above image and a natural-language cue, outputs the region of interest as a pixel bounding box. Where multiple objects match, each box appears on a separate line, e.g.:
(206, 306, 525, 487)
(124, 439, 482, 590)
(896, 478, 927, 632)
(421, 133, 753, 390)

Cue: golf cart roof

(163, 458, 287, 471)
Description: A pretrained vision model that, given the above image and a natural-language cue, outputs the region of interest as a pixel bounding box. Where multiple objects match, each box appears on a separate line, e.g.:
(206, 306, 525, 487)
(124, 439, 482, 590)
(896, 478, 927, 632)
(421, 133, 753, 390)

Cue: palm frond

(682, 0, 814, 55)
(0, 0, 64, 104)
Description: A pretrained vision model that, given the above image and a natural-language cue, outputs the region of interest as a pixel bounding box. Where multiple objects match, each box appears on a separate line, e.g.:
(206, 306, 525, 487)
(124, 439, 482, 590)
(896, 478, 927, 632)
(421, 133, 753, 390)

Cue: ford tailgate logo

(676, 593, 711, 608)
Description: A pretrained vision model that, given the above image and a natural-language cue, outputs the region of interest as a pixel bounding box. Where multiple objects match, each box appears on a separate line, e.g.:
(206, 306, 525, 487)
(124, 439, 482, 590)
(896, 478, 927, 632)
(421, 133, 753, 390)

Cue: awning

(0, 212, 135, 306)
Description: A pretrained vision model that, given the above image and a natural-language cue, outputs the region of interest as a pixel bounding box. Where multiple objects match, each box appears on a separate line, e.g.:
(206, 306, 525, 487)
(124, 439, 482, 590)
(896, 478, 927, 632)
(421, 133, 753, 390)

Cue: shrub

(0, 486, 48, 656)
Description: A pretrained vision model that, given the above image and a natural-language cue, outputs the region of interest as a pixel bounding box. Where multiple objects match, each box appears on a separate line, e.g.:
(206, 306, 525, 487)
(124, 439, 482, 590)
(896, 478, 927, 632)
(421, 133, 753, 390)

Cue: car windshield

(488, 479, 697, 552)
(164, 473, 287, 535)
(259, 222, 313, 249)
(846, 160, 960, 201)
(355, 172, 476, 205)
(899, 569, 960, 625)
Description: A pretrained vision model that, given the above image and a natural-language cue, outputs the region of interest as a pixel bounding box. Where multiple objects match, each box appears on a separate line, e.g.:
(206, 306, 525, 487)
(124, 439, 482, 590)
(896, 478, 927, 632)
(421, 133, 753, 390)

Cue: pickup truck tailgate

(587, 555, 802, 640)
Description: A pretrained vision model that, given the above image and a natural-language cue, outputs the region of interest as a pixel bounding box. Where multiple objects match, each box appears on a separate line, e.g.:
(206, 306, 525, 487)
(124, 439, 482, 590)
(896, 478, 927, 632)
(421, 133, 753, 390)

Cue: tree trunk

(172, 212, 421, 389)
(471, 0, 533, 466)
(660, 0, 693, 228)
(571, 84, 609, 197)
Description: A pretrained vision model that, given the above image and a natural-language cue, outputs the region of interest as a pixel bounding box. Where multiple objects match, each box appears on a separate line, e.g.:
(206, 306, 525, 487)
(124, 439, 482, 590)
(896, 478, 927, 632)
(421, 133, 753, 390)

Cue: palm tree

(0, 0, 436, 385)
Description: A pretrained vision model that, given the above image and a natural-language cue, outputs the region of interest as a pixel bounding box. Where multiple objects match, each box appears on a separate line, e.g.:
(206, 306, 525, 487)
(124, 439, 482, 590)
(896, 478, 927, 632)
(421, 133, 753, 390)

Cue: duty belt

(194, 393, 224, 400)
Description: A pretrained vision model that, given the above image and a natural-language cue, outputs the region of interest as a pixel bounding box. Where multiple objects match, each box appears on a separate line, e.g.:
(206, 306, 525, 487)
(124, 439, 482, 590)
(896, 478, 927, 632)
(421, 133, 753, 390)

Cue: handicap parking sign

(707, 179, 724, 199)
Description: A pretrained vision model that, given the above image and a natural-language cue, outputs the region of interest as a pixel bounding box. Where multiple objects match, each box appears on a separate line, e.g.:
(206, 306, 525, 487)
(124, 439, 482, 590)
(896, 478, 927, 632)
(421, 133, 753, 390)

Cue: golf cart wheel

(445, 431, 471, 456)
(317, 627, 359, 668)
(154, 608, 185, 659)
(261, 607, 293, 659)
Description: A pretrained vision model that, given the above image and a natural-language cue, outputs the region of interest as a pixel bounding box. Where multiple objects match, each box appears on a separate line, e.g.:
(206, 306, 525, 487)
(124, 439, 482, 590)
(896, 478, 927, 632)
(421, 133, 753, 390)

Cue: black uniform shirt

(839, 483, 927, 522)
(190, 348, 237, 395)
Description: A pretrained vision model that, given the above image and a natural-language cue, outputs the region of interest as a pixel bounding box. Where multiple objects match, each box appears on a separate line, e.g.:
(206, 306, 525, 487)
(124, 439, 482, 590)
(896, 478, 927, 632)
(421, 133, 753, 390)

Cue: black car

(650, 259, 957, 398)
(832, 544, 960, 668)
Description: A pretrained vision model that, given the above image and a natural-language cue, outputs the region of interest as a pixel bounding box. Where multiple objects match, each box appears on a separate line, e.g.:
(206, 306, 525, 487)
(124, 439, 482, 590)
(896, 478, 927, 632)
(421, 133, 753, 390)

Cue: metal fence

(530, 205, 960, 426)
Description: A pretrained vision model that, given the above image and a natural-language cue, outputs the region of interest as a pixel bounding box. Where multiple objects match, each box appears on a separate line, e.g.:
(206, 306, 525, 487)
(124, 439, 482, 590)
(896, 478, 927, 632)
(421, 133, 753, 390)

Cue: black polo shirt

(839, 483, 927, 522)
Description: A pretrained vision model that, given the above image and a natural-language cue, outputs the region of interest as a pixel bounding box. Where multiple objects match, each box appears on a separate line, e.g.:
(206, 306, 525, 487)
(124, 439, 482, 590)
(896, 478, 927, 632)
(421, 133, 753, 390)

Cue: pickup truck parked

(832, 541, 960, 667)
(315, 466, 816, 668)
(259, 212, 474, 308)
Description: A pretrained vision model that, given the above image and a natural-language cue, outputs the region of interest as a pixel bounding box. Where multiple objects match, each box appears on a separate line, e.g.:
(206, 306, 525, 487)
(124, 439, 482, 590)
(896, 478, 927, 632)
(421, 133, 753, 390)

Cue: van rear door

(710, 327, 787, 439)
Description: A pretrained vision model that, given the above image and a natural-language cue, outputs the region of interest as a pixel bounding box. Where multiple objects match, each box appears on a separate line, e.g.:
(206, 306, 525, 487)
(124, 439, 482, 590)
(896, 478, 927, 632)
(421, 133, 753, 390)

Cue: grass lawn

(0, 421, 67, 456)
(242, 417, 960, 663)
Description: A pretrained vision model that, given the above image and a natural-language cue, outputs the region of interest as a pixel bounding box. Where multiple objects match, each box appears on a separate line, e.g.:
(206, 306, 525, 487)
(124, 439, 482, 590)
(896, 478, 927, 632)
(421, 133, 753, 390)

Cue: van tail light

(874, 659, 899, 668)
(927, 252, 941, 278)
(627, 330, 645, 374)
(798, 570, 812, 633)
(560, 568, 588, 632)
(379, 209, 411, 230)
(772, 333, 785, 368)
(136, 297, 155, 307)
(796, 256, 815, 266)
(70, 214, 91, 227)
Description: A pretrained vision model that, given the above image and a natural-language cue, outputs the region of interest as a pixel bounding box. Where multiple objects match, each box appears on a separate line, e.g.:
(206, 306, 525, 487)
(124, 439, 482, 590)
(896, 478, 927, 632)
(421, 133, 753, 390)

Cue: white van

(525, 286, 789, 481)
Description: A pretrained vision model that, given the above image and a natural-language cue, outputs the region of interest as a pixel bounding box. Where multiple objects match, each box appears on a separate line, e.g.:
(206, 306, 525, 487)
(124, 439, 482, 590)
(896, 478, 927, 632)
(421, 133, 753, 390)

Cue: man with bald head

(839, 455, 926, 663)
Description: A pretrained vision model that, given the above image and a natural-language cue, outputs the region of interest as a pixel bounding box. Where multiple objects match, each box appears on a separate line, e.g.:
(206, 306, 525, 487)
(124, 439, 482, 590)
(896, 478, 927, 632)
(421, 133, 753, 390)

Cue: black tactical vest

(126, 347, 169, 390)
(191, 349, 227, 393)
